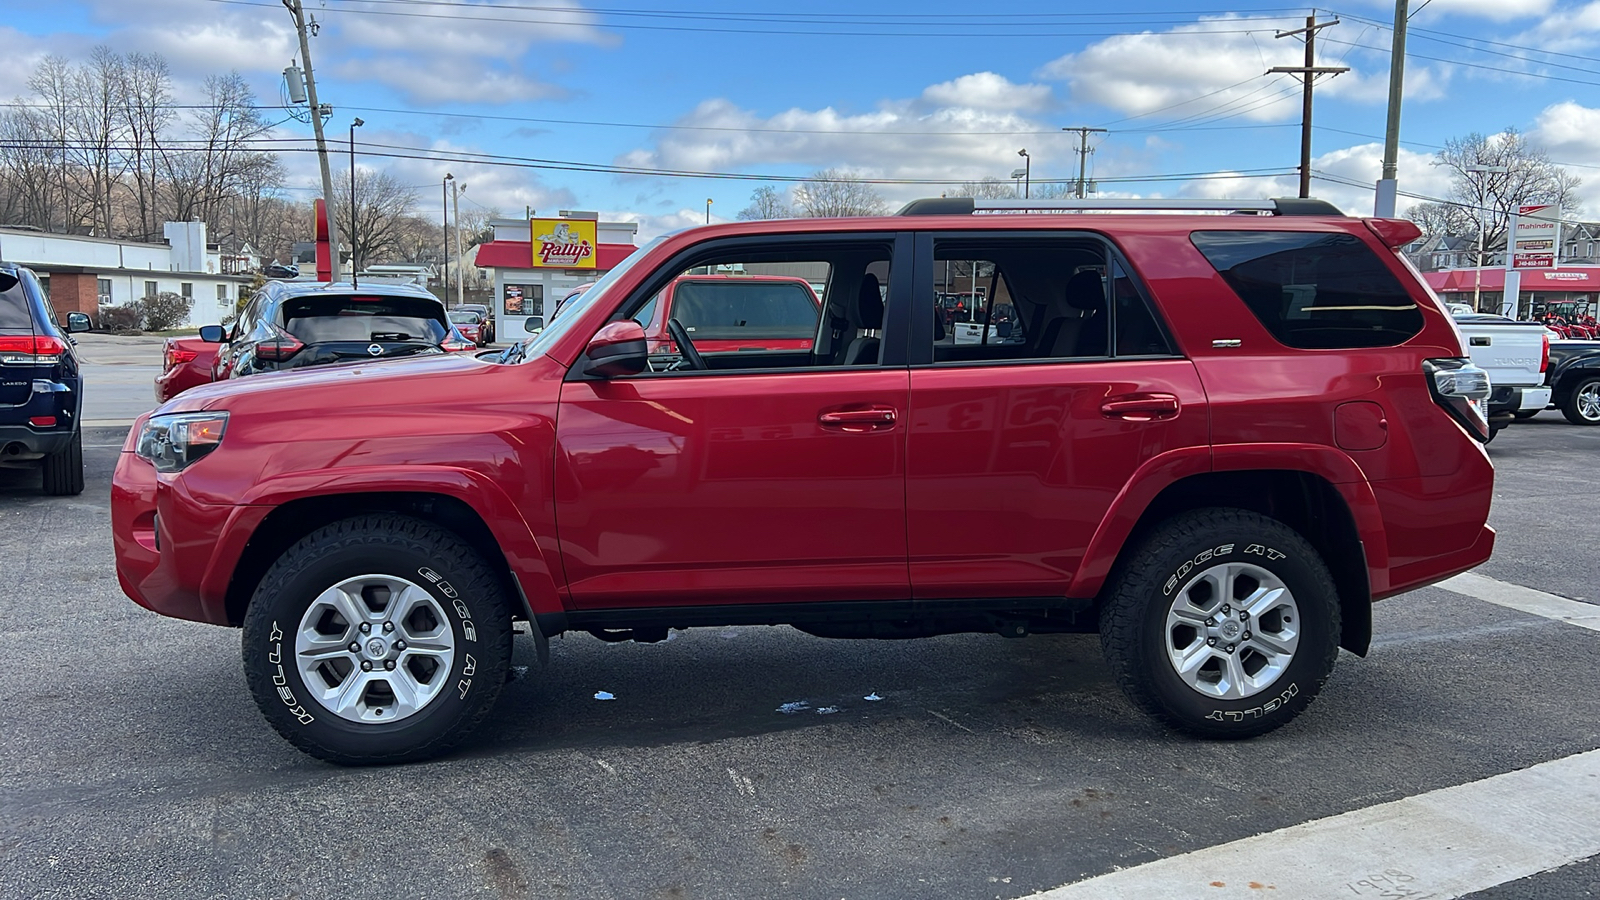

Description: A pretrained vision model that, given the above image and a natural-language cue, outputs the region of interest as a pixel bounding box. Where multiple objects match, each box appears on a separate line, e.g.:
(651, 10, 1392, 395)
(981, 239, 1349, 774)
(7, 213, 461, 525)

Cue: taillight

(0, 334, 67, 364)
(1424, 358, 1492, 442)
(440, 336, 474, 352)
(1541, 331, 1550, 374)
(163, 345, 199, 372)
(255, 326, 304, 362)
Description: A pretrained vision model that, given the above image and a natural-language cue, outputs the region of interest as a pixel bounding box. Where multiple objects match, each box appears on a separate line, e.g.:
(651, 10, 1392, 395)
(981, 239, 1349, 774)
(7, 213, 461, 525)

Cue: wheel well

(1115, 470, 1372, 656)
(223, 492, 528, 627)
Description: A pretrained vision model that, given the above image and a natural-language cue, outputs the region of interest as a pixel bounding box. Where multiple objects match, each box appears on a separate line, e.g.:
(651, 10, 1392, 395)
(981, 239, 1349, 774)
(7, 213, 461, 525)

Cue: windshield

(448, 311, 481, 324)
(503, 236, 665, 364)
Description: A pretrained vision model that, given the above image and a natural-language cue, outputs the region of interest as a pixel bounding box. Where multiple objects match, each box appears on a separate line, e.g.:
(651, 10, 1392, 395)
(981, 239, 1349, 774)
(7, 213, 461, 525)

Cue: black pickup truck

(0, 263, 86, 494)
(1545, 340, 1600, 425)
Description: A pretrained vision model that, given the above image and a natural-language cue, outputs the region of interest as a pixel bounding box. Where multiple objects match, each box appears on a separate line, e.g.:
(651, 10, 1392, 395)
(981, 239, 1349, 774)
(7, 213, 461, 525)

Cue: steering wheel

(665, 317, 707, 370)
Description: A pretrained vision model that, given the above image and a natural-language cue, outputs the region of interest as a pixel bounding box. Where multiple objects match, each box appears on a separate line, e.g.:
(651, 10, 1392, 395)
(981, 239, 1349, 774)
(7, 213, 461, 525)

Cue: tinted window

(671, 280, 819, 341)
(281, 295, 447, 343)
(1191, 231, 1424, 349)
(0, 281, 33, 330)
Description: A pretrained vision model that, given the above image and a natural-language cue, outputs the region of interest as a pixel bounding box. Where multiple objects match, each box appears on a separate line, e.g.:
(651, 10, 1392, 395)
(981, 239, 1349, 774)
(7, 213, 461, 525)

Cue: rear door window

(1191, 231, 1424, 349)
(0, 280, 33, 330)
(281, 295, 447, 344)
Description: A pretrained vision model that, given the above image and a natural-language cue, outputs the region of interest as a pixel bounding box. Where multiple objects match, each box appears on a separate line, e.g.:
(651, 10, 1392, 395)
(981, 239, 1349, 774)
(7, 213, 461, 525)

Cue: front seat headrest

(1064, 270, 1106, 312)
(857, 273, 884, 328)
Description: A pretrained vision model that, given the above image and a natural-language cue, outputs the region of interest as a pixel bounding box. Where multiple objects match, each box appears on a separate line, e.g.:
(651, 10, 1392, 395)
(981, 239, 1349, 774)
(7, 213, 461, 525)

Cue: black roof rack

(895, 197, 1346, 217)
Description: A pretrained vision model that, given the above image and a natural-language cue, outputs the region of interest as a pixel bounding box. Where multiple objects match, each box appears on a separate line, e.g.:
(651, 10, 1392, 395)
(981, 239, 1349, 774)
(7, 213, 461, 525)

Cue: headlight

(136, 412, 229, 473)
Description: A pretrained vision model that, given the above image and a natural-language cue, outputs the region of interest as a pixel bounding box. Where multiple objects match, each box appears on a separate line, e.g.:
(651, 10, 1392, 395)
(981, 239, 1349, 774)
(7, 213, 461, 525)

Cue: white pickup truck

(1451, 310, 1552, 440)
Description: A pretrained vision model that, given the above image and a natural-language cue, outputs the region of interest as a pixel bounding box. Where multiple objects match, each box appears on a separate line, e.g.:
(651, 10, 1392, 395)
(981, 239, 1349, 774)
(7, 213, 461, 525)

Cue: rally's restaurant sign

(530, 218, 597, 269)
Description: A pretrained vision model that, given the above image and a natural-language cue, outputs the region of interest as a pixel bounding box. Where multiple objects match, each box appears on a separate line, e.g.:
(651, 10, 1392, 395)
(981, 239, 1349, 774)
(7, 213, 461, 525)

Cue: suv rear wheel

(1561, 376, 1600, 426)
(41, 428, 83, 496)
(1099, 509, 1340, 738)
(241, 514, 513, 764)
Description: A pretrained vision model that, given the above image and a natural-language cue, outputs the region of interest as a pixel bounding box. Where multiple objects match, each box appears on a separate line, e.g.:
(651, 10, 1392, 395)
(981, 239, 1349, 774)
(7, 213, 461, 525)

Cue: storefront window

(504, 283, 544, 317)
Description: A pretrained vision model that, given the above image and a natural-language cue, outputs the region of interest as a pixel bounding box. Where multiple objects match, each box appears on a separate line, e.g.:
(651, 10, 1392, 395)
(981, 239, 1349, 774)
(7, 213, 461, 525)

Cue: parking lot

(0, 363, 1596, 900)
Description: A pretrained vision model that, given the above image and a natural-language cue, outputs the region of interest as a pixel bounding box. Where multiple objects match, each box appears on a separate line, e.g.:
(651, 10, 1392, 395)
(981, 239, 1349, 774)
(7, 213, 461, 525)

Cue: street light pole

(442, 173, 452, 305)
(705, 198, 713, 224)
(1017, 148, 1030, 199)
(453, 182, 465, 308)
(349, 117, 362, 287)
(1466, 164, 1507, 312)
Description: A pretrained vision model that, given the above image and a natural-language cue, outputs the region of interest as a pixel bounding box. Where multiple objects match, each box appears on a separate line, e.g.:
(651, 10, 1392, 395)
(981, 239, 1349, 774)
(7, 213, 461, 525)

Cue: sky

(5, 0, 1600, 241)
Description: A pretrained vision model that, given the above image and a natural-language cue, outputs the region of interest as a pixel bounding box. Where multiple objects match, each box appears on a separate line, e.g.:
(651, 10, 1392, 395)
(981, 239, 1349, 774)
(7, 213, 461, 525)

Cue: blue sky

(5, 0, 1600, 238)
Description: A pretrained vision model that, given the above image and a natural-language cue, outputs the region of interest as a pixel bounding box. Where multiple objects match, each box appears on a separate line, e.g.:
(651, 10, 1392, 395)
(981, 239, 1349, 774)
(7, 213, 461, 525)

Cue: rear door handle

(819, 406, 898, 432)
(1100, 393, 1180, 421)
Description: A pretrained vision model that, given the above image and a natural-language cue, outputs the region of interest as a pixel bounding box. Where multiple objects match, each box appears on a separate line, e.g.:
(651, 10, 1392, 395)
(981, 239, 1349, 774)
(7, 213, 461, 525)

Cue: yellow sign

(530, 218, 597, 269)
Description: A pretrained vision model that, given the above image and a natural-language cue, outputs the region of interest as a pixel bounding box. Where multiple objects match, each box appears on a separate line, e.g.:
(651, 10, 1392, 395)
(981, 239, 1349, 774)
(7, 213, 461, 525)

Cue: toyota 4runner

(112, 198, 1496, 764)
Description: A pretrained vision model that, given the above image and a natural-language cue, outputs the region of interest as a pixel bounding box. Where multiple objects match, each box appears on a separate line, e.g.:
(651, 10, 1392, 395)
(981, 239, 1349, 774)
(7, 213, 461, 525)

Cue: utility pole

(452, 181, 465, 308)
(1062, 127, 1107, 198)
(1271, 16, 1349, 199)
(1376, 0, 1409, 216)
(442, 173, 452, 304)
(282, 0, 341, 281)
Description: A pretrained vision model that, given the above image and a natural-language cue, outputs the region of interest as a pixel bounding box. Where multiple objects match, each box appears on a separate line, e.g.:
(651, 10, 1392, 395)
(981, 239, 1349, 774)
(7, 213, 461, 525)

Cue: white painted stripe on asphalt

(1028, 748, 1600, 899)
(1436, 572, 1600, 633)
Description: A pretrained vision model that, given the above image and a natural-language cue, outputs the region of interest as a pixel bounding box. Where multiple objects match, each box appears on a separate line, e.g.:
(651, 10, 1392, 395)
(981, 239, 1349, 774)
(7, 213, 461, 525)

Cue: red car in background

(154, 336, 219, 403)
(636, 274, 821, 355)
(448, 310, 486, 346)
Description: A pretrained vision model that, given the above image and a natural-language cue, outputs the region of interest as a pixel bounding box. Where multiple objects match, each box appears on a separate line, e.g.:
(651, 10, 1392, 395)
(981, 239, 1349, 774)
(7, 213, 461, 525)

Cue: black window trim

(907, 228, 1182, 368)
(564, 230, 915, 382)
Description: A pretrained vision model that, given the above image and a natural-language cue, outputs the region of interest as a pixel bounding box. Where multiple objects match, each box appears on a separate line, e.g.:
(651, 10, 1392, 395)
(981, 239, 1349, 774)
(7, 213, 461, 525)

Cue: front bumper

(112, 448, 268, 626)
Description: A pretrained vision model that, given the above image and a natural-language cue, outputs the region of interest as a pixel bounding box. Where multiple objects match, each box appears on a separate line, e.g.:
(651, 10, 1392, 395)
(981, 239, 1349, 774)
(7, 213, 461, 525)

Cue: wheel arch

(222, 491, 547, 628)
(1078, 468, 1376, 656)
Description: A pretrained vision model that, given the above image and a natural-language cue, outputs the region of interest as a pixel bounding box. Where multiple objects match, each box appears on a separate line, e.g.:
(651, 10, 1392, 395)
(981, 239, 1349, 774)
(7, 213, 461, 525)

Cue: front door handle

(1100, 393, 1180, 421)
(819, 406, 898, 432)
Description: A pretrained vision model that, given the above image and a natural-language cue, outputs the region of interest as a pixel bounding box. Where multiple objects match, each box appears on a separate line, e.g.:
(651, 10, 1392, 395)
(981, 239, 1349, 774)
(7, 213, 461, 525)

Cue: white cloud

(1174, 144, 1450, 217)
(920, 73, 1052, 112)
(1511, 1, 1600, 54)
(1413, 0, 1556, 22)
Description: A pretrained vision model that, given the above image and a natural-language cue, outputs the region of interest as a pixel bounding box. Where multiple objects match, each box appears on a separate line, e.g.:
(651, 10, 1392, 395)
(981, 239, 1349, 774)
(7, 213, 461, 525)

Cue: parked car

(204, 281, 459, 381)
(552, 282, 595, 322)
(1545, 340, 1600, 425)
(154, 336, 219, 403)
(1450, 312, 1551, 440)
(113, 197, 1495, 765)
(454, 303, 494, 343)
(0, 263, 86, 495)
(448, 310, 486, 346)
(635, 274, 821, 359)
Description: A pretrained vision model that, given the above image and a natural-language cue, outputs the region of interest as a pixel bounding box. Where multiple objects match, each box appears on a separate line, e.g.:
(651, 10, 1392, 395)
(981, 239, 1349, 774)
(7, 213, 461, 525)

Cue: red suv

(112, 198, 1494, 764)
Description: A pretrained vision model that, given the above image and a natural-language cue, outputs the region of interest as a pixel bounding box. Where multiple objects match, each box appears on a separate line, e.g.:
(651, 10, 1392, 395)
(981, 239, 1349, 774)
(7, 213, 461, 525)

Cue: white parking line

(1026, 748, 1600, 899)
(1435, 572, 1600, 633)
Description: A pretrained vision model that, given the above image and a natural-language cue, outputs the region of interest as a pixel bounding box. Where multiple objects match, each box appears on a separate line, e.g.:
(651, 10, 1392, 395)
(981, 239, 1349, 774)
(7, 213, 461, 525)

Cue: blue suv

(0, 263, 86, 495)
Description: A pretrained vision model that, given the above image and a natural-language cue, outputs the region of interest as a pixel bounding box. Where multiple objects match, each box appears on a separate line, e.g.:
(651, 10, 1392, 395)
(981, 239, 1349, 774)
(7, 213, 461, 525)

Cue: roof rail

(895, 197, 1346, 217)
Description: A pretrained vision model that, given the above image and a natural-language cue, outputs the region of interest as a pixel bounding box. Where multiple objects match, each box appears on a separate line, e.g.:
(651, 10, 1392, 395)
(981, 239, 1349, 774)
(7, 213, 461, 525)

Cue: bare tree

(793, 169, 887, 217)
(27, 55, 94, 232)
(737, 185, 791, 219)
(120, 52, 174, 241)
(950, 177, 1018, 199)
(1411, 129, 1583, 262)
(160, 72, 276, 231)
(333, 169, 420, 271)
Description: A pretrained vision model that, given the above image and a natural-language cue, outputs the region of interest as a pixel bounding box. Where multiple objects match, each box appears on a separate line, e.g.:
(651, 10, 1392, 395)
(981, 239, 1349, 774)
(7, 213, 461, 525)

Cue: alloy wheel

(1163, 562, 1301, 700)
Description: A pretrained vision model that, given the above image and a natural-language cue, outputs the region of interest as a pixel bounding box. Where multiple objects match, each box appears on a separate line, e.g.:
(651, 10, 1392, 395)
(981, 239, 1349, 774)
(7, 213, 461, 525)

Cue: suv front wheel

(241, 514, 513, 764)
(1099, 509, 1340, 738)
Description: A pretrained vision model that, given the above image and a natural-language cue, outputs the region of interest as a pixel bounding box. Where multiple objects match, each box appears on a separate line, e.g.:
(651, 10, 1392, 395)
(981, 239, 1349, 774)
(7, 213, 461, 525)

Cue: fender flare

(217, 465, 565, 619)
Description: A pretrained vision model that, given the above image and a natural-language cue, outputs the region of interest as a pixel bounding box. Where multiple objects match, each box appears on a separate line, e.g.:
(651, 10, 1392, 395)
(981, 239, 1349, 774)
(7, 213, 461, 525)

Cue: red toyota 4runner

(112, 198, 1495, 764)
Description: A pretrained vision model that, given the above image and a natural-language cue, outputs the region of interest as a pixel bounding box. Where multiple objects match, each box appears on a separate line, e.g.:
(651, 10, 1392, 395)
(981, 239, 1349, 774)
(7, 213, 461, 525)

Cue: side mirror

(524, 316, 544, 332)
(65, 312, 92, 333)
(198, 324, 226, 342)
(582, 320, 648, 378)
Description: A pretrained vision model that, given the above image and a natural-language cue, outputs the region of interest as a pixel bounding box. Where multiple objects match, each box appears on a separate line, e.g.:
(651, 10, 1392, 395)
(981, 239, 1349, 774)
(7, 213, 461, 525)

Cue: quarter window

(1191, 231, 1424, 349)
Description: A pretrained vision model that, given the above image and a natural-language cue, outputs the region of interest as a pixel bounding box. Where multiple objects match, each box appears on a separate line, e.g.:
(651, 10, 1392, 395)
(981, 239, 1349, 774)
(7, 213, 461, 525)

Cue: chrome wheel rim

(1163, 562, 1300, 700)
(294, 574, 456, 724)
(1579, 383, 1600, 422)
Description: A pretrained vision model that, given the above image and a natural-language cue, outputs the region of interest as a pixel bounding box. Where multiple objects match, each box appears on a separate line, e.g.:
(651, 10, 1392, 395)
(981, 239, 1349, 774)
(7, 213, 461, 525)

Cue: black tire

(1099, 508, 1341, 739)
(1512, 409, 1540, 420)
(241, 514, 513, 765)
(1561, 376, 1600, 426)
(41, 428, 84, 496)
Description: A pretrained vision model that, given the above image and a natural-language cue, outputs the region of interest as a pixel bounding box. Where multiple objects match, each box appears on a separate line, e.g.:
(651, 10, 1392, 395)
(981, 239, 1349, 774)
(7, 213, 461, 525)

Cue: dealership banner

(530, 218, 597, 269)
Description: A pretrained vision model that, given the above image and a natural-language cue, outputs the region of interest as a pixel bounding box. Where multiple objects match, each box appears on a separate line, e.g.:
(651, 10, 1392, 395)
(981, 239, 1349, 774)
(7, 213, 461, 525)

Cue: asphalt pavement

(1, 413, 1597, 900)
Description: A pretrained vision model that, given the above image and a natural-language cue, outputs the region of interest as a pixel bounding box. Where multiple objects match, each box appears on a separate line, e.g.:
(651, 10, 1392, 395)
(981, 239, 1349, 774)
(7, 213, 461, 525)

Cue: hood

(156, 349, 485, 415)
